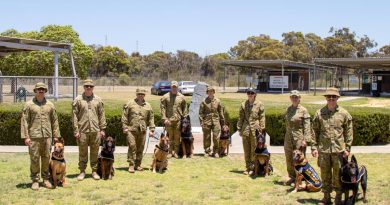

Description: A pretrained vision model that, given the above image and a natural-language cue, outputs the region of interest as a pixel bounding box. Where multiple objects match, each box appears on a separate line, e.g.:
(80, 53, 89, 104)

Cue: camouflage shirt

(160, 92, 187, 123)
(285, 104, 311, 143)
(237, 100, 265, 136)
(122, 99, 155, 132)
(72, 93, 107, 135)
(21, 97, 60, 139)
(199, 97, 225, 126)
(312, 105, 353, 153)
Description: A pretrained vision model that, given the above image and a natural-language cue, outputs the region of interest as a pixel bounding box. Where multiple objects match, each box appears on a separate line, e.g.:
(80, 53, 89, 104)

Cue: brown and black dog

(219, 124, 231, 157)
(97, 136, 115, 180)
(291, 146, 322, 193)
(253, 130, 272, 177)
(151, 132, 169, 173)
(49, 138, 66, 188)
(179, 115, 194, 158)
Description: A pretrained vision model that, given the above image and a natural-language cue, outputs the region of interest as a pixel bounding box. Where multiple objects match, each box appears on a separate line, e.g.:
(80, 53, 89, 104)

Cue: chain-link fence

(0, 76, 77, 103)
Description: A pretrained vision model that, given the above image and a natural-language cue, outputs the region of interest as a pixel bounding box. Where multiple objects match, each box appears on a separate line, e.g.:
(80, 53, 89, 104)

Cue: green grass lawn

(0, 153, 389, 204)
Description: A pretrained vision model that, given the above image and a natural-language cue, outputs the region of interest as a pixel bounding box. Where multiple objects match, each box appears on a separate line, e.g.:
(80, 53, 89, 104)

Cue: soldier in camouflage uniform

(237, 88, 265, 175)
(72, 79, 107, 181)
(160, 81, 187, 158)
(284, 90, 311, 185)
(199, 86, 225, 158)
(311, 88, 353, 205)
(21, 82, 61, 190)
(122, 88, 155, 173)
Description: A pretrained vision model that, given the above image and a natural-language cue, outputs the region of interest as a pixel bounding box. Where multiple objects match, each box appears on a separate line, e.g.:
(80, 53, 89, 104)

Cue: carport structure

(221, 59, 331, 94)
(314, 57, 390, 96)
(0, 36, 77, 101)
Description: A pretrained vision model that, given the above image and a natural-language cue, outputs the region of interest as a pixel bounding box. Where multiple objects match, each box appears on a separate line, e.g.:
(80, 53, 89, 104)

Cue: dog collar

(155, 145, 169, 152)
(51, 155, 65, 162)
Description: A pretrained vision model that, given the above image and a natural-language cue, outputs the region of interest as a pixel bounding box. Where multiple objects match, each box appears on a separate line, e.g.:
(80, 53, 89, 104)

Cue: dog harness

(255, 147, 270, 155)
(341, 165, 367, 184)
(294, 162, 322, 188)
(51, 155, 65, 163)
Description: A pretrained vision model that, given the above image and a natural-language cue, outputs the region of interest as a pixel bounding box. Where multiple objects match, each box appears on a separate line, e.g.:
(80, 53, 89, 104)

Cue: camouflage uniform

(72, 93, 107, 172)
(237, 100, 265, 171)
(21, 84, 61, 183)
(199, 96, 225, 155)
(284, 104, 311, 180)
(312, 105, 353, 195)
(122, 97, 155, 168)
(160, 91, 187, 155)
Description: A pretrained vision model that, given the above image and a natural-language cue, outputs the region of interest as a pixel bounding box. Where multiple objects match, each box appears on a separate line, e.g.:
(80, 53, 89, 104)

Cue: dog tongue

(351, 176, 357, 183)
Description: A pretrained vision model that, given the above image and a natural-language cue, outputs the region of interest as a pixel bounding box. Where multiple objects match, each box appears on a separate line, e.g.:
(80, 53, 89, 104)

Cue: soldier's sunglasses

(37, 88, 46, 92)
(247, 92, 255, 95)
(84, 85, 94, 88)
(325, 95, 338, 99)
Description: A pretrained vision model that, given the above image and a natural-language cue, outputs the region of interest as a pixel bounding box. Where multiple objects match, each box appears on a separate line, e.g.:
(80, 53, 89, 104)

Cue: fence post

(0, 71, 2, 103)
(54, 52, 59, 101)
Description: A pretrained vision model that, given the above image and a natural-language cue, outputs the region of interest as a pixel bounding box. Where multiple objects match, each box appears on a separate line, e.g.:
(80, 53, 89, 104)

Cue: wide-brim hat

(33, 82, 48, 93)
(83, 79, 94, 86)
(323, 87, 340, 97)
(171, 81, 178, 87)
(136, 88, 147, 95)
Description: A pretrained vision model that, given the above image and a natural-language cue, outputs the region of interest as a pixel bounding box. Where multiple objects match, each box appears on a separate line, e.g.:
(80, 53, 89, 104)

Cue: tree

(229, 34, 285, 60)
(90, 45, 131, 77)
(0, 25, 93, 78)
(379, 45, 390, 55)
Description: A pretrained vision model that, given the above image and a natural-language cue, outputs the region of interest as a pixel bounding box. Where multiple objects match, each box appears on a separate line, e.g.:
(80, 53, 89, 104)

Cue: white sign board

(349, 76, 358, 84)
(269, 76, 288, 89)
(372, 83, 377, 91)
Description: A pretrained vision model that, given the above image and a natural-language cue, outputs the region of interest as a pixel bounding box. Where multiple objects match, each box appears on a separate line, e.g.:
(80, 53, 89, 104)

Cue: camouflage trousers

(284, 134, 306, 180)
(318, 152, 343, 194)
(126, 130, 146, 167)
(242, 132, 256, 170)
(77, 132, 100, 172)
(29, 137, 52, 182)
(202, 124, 221, 154)
(166, 122, 181, 154)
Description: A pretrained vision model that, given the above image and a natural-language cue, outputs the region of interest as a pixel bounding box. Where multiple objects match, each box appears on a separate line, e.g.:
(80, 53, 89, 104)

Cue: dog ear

(351, 155, 357, 164)
(262, 129, 266, 137)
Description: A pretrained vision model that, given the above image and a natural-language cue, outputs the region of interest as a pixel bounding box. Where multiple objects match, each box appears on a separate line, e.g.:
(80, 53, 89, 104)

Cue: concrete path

(310, 96, 362, 104)
(2, 128, 389, 154)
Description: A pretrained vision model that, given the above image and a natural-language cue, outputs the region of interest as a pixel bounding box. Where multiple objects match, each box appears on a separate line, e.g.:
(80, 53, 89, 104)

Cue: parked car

(151, 81, 171, 95)
(178, 81, 196, 95)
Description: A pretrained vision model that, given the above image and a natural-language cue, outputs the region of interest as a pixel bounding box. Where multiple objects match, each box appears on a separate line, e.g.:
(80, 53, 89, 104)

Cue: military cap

(207, 86, 215, 93)
(290, 90, 301, 97)
(136, 88, 147, 95)
(171, 81, 178, 87)
(323, 87, 340, 97)
(33, 82, 48, 93)
(246, 87, 256, 94)
(83, 79, 94, 86)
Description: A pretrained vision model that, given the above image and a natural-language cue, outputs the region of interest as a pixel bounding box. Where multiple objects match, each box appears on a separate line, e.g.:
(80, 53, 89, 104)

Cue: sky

(1, 0, 389, 56)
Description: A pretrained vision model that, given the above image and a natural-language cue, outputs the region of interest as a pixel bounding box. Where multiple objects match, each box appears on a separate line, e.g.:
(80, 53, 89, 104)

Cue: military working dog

(219, 124, 231, 157)
(152, 132, 169, 173)
(339, 155, 368, 205)
(97, 136, 115, 180)
(291, 146, 322, 193)
(49, 138, 66, 188)
(179, 115, 194, 158)
(253, 130, 272, 177)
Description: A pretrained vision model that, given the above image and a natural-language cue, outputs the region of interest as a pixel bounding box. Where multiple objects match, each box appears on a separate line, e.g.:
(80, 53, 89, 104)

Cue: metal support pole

(308, 67, 311, 94)
(54, 52, 59, 101)
(69, 47, 78, 100)
(223, 66, 226, 93)
(0, 71, 3, 103)
(313, 65, 317, 96)
(281, 62, 284, 94)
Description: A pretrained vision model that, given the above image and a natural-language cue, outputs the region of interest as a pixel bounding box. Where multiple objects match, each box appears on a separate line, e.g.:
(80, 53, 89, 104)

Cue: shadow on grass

(297, 198, 322, 204)
(66, 173, 92, 179)
(16, 182, 31, 189)
(229, 169, 245, 175)
(116, 166, 151, 171)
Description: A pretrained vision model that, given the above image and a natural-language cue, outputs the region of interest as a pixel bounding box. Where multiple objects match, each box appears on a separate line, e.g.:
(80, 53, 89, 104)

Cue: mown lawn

(0, 153, 389, 205)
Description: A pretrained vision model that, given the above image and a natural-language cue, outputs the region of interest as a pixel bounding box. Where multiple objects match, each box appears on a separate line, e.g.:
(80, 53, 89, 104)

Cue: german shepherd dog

(253, 130, 273, 177)
(49, 138, 66, 188)
(339, 155, 368, 204)
(219, 124, 231, 157)
(152, 132, 169, 173)
(179, 115, 194, 158)
(291, 146, 322, 193)
(97, 136, 115, 180)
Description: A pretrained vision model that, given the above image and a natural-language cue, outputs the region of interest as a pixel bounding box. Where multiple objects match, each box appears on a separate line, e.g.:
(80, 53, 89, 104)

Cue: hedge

(1, 106, 389, 146)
